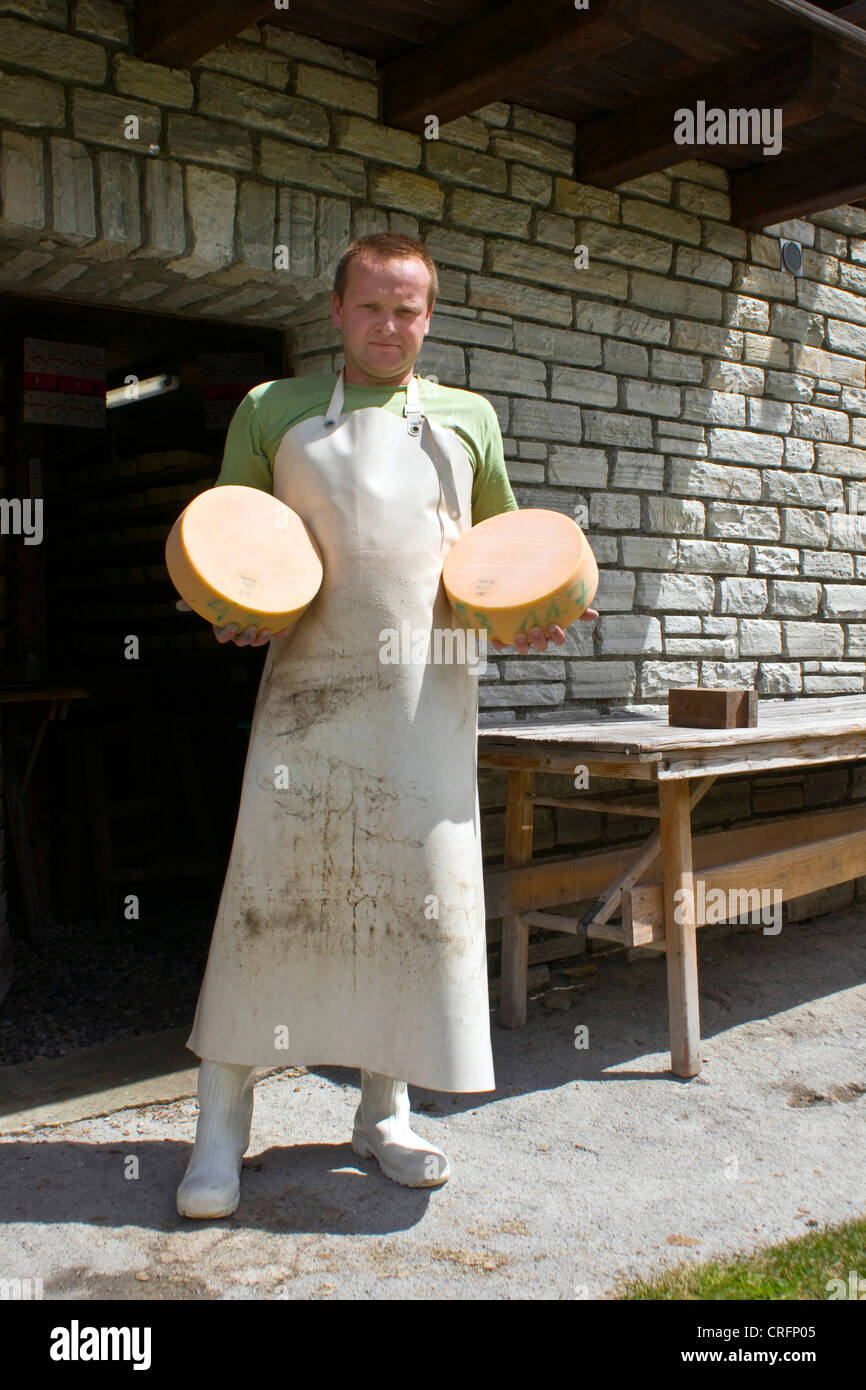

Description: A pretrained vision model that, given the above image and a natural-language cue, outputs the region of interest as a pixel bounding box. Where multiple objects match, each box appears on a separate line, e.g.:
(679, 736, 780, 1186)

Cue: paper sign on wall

(22, 338, 107, 429)
(198, 353, 265, 430)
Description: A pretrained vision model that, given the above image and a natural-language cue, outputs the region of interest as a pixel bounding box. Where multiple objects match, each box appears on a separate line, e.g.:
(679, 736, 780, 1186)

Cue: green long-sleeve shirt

(215, 371, 519, 525)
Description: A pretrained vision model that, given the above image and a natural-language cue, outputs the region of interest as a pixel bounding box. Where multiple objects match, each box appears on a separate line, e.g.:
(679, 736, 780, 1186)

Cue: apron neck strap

(403, 372, 423, 436)
(324, 368, 425, 435)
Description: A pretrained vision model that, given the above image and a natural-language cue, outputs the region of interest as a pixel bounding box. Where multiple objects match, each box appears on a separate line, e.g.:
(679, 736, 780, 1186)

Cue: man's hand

(491, 607, 598, 654)
(175, 598, 289, 646)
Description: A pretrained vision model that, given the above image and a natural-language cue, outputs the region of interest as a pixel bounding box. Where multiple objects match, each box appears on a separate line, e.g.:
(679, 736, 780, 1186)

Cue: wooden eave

(134, 0, 866, 228)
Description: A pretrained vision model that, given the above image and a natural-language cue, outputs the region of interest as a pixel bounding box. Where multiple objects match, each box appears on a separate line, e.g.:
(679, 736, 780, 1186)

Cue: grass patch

(615, 1217, 866, 1300)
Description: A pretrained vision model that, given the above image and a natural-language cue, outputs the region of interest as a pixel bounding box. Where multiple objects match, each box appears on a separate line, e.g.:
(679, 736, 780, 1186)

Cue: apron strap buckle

(404, 373, 424, 436)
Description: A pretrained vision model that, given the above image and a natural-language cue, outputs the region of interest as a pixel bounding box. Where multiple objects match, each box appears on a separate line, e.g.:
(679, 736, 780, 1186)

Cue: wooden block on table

(668, 687, 757, 729)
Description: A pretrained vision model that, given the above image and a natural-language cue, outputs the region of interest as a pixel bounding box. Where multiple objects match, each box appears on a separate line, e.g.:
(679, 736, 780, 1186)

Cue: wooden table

(479, 694, 866, 1078)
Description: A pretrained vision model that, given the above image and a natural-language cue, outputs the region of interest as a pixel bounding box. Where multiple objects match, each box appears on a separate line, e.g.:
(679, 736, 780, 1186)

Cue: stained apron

(186, 370, 496, 1093)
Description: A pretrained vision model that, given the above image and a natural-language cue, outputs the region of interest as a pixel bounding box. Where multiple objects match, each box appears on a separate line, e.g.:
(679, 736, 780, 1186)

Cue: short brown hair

(333, 232, 438, 309)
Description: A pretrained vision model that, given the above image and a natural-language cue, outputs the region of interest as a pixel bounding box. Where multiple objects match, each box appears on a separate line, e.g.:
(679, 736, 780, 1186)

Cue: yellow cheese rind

(165, 484, 323, 631)
(442, 508, 598, 645)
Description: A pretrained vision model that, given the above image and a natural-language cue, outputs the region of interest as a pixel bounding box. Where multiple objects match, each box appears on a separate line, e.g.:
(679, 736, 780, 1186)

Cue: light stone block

(699, 661, 757, 687)
(665, 637, 736, 658)
(783, 622, 845, 657)
(0, 14, 105, 83)
(573, 300, 670, 345)
(678, 540, 749, 574)
(705, 360, 765, 394)
(757, 663, 802, 694)
(576, 219, 672, 273)
(622, 380, 681, 416)
(550, 365, 617, 407)
(802, 551, 854, 579)
(512, 398, 581, 441)
(667, 459, 762, 501)
(635, 573, 714, 611)
(815, 443, 866, 478)
(723, 293, 769, 331)
(707, 503, 780, 541)
(797, 278, 866, 326)
(718, 578, 768, 614)
(750, 546, 800, 575)
(50, 137, 95, 243)
(583, 411, 653, 449)
(784, 437, 815, 469)
(513, 321, 600, 365)
(603, 341, 648, 376)
(707, 428, 783, 467)
(547, 447, 607, 487)
(682, 389, 745, 427)
(0, 130, 45, 233)
(167, 165, 236, 276)
(470, 274, 572, 326)
(822, 585, 866, 618)
(469, 348, 546, 397)
(742, 334, 788, 369)
(640, 661, 699, 697)
(671, 320, 742, 359)
(675, 246, 733, 285)
(620, 198, 700, 243)
(650, 349, 702, 383)
(595, 570, 635, 612)
(610, 451, 664, 491)
(781, 508, 830, 548)
(792, 404, 850, 442)
(566, 662, 636, 699)
(598, 615, 662, 656)
(622, 537, 678, 570)
(645, 497, 705, 534)
(631, 270, 722, 320)
(590, 492, 640, 530)
(738, 619, 782, 656)
(747, 397, 792, 433)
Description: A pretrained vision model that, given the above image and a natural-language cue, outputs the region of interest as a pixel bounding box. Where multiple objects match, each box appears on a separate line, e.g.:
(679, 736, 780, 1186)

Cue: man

(177, 233, 597, 1217)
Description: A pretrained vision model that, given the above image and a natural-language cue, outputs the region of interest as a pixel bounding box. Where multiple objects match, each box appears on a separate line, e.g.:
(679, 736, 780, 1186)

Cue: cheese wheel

(442, 508, 598, 645)
(165, 484, 323, 632)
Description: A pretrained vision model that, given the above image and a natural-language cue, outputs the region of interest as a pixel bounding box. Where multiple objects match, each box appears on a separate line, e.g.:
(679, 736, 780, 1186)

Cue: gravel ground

(1, 905, 864, 1299)
(0, 882, 217, 1067)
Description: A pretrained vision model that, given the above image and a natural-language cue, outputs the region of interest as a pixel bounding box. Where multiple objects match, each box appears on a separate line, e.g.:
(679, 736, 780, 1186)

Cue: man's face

(331, 255, 433, 387)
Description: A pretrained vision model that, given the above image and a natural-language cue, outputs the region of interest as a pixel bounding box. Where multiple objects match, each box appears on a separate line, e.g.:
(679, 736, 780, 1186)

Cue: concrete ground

(1, 907, 864, 1300)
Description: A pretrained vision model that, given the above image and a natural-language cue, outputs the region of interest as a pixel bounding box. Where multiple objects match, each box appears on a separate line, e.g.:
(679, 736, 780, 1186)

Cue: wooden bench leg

(498, 769, 535, 1029)
(659, 779, 702, 1077)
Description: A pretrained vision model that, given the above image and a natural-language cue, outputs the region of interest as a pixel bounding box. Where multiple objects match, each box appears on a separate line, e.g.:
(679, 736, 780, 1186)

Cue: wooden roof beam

(758, 0, 866, 54)
(732, 128, 866, 227)
(836, 2, 866, 26)
(576, 34, 840, 187)
(381, 0, 641, 132)
(136, 0, 273, 68)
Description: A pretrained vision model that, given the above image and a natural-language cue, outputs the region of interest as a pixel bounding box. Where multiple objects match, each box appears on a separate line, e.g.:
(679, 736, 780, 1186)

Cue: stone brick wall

(1, 4, 865, 940)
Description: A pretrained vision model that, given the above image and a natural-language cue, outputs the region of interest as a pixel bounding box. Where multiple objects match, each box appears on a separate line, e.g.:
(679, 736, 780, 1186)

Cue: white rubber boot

(351, 1069, 450, 1188)
(176, 1060, 257, 1218)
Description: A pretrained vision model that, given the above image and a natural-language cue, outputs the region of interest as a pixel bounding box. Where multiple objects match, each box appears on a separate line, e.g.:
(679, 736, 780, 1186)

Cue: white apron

(187, 370, 496, 1093)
